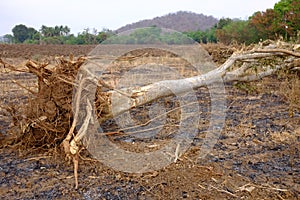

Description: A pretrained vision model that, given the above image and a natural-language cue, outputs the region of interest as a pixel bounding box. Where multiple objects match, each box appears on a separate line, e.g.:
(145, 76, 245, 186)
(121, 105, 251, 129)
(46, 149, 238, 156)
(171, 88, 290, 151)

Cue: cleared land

(0, 44, 299, 199)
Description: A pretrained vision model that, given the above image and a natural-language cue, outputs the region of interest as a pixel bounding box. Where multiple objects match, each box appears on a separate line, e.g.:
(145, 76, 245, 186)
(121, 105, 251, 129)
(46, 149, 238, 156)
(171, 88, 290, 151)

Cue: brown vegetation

(0, 43, 299, 199)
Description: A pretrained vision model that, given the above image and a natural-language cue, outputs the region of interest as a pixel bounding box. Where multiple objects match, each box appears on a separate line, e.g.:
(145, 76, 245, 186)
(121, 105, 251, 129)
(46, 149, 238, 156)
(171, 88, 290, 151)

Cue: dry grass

(0, 64, 37, 136)
(279, 74, 300, 116)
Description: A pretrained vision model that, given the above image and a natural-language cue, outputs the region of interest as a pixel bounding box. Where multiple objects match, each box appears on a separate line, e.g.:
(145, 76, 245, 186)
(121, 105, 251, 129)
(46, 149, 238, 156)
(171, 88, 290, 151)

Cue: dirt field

(0, 44, 299, 199)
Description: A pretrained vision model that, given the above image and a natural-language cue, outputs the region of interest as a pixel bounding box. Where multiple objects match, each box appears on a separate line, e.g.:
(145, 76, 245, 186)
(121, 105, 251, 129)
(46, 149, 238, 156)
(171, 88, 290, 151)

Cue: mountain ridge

(116, 11, 218, 33)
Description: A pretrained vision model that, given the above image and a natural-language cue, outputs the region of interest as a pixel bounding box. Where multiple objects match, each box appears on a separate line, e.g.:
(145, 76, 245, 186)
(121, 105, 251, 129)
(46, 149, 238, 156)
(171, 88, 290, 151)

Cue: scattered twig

(73, 152, 79, 189)
(10, 79, 37, 94)
(209, 185, 238, 198)
(25, 155, 52, 161)
(174, 143, 180, 163)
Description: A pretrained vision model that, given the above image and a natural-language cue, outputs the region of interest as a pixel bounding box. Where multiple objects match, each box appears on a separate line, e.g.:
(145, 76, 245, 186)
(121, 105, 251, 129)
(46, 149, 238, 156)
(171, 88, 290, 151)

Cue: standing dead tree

(0, 42, 299, 189)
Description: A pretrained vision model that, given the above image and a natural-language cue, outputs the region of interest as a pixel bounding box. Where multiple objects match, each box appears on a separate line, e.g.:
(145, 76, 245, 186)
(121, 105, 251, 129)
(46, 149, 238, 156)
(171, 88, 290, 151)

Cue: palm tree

(54, 26, 61, 36)
(40, 25, 55, 37)
(62, 26, 71, 36)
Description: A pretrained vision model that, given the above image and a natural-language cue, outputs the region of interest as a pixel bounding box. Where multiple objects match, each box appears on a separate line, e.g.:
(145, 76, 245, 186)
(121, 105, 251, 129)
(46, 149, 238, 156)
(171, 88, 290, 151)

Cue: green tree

(287, 1, 300, 40)
(39, 25, 71, 44)
(205, 28, 217, 43)
(64, 34, 79, 45)
(27, 27, 38, 39)
(62, 26, 71, 36)
(54, 26, 61, 36)
(12, 24, 29, 43)
(80, 28, 98, 44)
(40, 25, 55, 37)
(273, 0, 300, 39)
(2, 34, 14, 43)
(97, 29, 114, 43)
(274, 0, 293, 14)
(12, 24, 39, 43)
(186, 31, 202, 43)
(216, 20, 257, 45)
(41, 36, 64, 44)
(215, 18, 233, 29)
(131, 27, 162, 44)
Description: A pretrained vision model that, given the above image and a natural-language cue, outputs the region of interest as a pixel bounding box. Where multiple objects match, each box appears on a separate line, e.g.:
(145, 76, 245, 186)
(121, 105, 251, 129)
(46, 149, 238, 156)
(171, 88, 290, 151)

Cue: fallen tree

(0, 41, 299, 188)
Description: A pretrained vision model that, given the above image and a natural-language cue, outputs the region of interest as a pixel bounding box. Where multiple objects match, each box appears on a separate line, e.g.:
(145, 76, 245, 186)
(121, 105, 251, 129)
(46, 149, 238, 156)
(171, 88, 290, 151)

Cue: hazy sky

(1, 0, 279, 36)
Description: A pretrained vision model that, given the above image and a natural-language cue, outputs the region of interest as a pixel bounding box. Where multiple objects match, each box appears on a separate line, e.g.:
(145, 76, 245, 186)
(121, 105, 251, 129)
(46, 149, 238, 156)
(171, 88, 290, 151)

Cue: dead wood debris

(0, 40, 299, 189)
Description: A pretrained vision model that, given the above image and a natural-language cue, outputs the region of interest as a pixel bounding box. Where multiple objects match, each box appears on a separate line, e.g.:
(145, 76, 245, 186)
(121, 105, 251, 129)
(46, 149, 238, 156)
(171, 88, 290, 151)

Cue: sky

(0, 0, 279, 36)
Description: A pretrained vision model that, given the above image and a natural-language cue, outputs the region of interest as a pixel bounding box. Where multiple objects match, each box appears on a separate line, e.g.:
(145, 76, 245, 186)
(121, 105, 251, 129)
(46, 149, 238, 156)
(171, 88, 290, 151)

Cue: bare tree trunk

(72, 48, 300, 126)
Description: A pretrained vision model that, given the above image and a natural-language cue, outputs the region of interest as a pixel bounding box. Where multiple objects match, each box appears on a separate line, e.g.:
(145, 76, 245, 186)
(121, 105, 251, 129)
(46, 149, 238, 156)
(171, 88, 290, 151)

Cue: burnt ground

(0, 44, 299, 199)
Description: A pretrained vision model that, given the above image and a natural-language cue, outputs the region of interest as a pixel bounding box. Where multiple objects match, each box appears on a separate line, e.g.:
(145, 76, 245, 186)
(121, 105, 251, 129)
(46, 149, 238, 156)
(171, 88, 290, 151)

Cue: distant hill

(116, 11, 218, 33)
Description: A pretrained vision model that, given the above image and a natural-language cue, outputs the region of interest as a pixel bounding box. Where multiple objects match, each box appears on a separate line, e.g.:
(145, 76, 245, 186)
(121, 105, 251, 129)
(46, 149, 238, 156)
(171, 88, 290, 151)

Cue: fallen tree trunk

(68, 47, 300, 127)
(60, 44, 299, 188)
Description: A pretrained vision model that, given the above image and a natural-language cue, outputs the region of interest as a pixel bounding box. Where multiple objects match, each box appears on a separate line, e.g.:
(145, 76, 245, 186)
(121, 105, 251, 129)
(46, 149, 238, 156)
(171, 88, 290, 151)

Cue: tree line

(214, 0, 300, 44)
(2, 0, 299, 45)
(2, 24, 113, 45)
(186, 0, 300, 45)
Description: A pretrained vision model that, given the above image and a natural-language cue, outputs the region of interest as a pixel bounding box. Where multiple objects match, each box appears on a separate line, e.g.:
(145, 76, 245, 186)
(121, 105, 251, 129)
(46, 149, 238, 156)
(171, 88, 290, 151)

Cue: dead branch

(10, 79, 37, 94)
(0, 58, 29, 73)
(254, 48, 300, 57)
